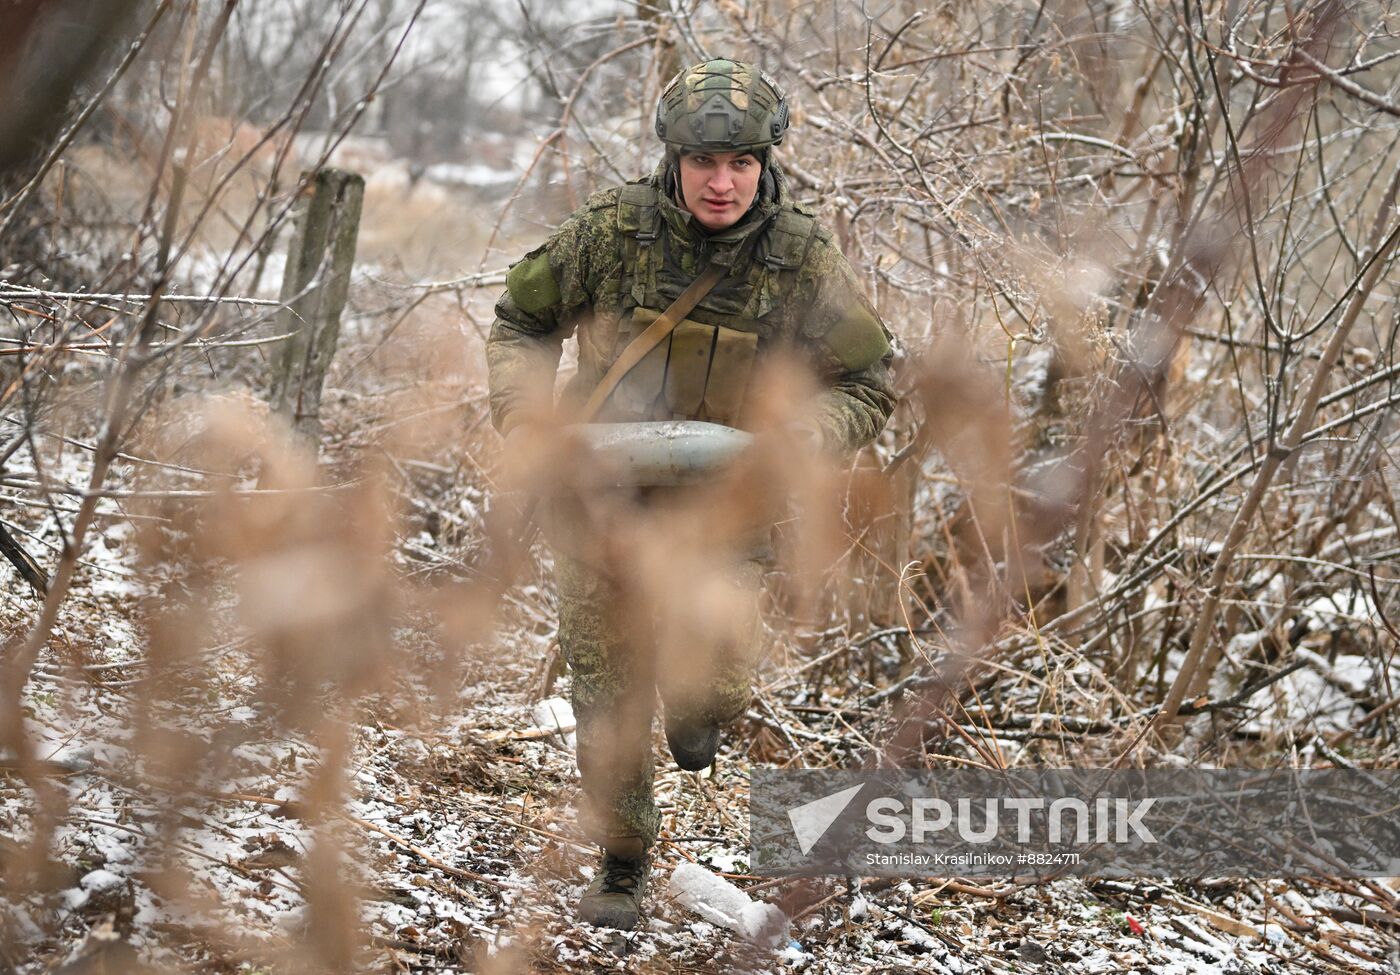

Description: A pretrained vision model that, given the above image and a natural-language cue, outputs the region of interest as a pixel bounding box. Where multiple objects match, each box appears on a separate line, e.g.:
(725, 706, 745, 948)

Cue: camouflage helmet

(655, 59, 789, 154)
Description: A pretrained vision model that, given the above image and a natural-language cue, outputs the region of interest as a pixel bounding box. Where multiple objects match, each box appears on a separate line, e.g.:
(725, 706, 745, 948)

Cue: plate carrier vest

(602, 181, 818, 428)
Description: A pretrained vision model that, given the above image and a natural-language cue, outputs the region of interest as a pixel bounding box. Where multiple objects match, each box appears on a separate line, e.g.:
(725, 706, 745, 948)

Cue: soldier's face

(678, 151, 762, 230)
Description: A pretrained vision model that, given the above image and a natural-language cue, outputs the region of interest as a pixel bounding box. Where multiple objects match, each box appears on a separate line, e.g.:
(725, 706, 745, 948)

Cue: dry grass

(1, 0, 1398, 972)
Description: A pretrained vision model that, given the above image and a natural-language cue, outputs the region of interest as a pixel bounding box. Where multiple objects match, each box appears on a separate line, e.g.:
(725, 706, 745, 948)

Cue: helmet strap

(755, 162, 776, 208)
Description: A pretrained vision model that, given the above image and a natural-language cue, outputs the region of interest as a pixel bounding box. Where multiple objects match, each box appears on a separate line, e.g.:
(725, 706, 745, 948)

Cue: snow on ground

(424, 162, 519, 193)
(2, 473, 1398, 972)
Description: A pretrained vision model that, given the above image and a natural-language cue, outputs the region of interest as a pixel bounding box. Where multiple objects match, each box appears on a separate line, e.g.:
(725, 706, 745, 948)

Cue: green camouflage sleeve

(795, 234, 897, 455)
(485, 191, 620, 434)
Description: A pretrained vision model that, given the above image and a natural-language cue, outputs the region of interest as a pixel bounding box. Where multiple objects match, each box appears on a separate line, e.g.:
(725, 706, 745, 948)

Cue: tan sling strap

(578, 263, 726, 421)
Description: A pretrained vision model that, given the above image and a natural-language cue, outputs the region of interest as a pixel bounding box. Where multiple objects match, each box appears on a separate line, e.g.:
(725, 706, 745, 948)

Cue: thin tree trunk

(1159, 166, 1400, 724)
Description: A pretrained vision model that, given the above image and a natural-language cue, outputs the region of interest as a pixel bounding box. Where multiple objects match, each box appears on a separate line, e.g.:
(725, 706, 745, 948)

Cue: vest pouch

(607, 308, 759, 425)
(700, 325, 758, 426)
(663, 319, 717, 417)
(609, 308, 671, 420)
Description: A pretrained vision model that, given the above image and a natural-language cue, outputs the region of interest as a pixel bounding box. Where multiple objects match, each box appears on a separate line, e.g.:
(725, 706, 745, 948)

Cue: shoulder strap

(618, 183, 662, 305)
(761, 207, 817, 271)
(578, 265, 726, 422)
(617, 183, 661, 241)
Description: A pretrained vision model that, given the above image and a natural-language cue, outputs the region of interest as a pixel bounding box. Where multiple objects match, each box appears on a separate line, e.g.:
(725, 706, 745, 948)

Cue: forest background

(1, 1, 1398, 972)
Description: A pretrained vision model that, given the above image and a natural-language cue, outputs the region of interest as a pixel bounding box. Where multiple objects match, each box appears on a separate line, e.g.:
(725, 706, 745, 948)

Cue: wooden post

(268, 168, 364, 444)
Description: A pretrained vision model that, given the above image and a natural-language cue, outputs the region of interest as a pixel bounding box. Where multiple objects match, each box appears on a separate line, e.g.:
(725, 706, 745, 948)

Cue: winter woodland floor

(3, 501, 1398, 974)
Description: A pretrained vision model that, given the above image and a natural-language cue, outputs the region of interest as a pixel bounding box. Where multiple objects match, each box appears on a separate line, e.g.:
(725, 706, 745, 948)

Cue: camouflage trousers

(554, 549, 766, 850)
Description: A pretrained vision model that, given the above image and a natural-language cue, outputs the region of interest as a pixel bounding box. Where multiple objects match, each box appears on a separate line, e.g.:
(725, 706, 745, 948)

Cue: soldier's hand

(784, 419, 825, 453)
(750, 420, 825, 460)
(501, 421, 564, 493)
(739, 420, 829, 495)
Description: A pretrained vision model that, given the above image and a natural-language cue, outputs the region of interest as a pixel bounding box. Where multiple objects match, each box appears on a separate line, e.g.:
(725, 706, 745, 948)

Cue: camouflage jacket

(485, 161, 896, 455)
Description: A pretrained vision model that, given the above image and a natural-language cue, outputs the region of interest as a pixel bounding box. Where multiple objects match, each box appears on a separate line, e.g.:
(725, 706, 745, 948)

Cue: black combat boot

(664, 715, 720, 772)
(577, 846, 649, 930)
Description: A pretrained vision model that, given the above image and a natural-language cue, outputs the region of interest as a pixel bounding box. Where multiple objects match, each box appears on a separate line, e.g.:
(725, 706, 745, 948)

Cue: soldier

(486, 59, 895, 929)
